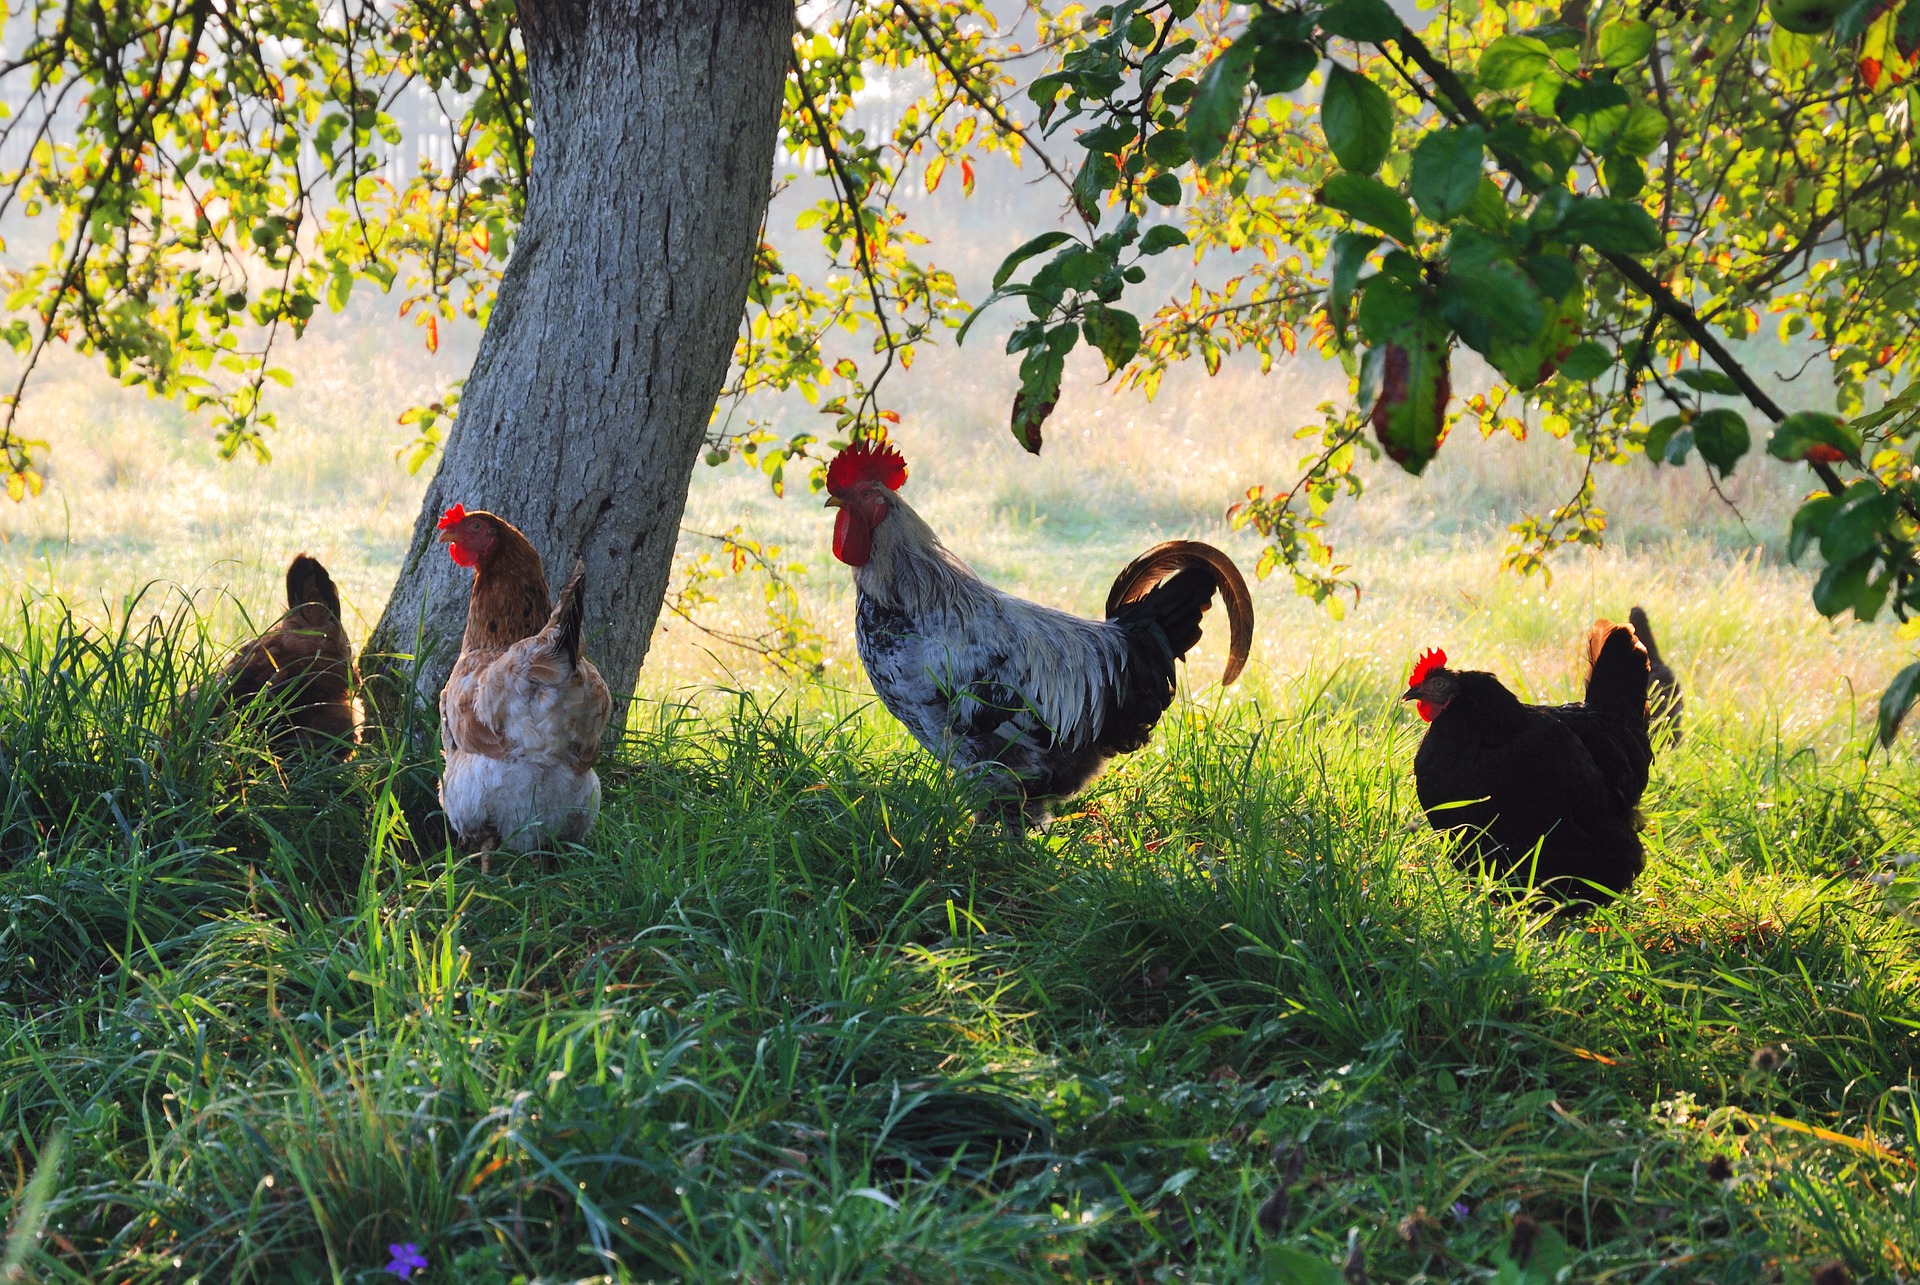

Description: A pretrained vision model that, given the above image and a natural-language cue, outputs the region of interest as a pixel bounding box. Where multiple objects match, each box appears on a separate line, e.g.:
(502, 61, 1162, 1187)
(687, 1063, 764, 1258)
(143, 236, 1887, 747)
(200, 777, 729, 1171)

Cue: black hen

(1404, 622, 1653, 903)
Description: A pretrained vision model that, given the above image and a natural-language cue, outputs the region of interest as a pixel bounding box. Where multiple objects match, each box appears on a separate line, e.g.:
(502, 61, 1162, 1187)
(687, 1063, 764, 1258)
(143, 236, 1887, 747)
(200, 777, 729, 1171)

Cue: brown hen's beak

(824, 496, 843, 509)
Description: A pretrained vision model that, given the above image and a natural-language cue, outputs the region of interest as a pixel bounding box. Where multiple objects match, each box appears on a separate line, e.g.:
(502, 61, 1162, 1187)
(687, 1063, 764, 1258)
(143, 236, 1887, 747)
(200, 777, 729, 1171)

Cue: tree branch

(1383, 16, 1847, 498)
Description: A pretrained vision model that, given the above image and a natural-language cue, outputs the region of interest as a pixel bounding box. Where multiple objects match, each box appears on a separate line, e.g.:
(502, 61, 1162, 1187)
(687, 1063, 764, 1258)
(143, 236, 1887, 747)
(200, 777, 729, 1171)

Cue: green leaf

(1144, 172, 1182, 206)
(1321, 65, 1394, 175)
(1328, 231, 1380, 336)
(1464, 177, 1512, 231)
(1614, 105, 1669, 157)
(1644, 413, 1685, 462)
(1365, 307, 1453, 475)
(1139, 224, 1190, 255)
(1478, 35, 1556, 90)
(1662, 425, 1696, 465)
(993, 231, 1075, 289)
(1492, 119, 1581, 185)
(1410, 126, 1486, 221)
(1187, 36, 1257, 164)
(1556, 196, 1662, 255)
(1441, 258, 1545, 350)
(956, 285, 1028, 346)
(1693, 407, 1750, 477)
(1604, 154, 1646, 200)
(1813, 553, 1888, 621)
(1675, 368, 1741, 396)
(1318, 172, 1416, 243)
(1318, 0, 1403, 41)
(1487, 281, 1582, 389)
(1878, 660, 1920, 746)
(1081, 303, 1142, 374)
(1767, 411, 1862, 464)
(1355, 272, 1421, 344)
(1011, 323, 1077, 453)
(1558, 340, 1613, 381)
(1835, 0, 1886, 40)
(1597, 18, 1656, 67)
(1819, 483, 1898, 567)
(1554, 76, 1630, 150)
(1072, 152, 1120, 221)
(1768, 23, 1818, 69)
(1143, 128, 1191, 168)
(1253, 41, 1319, 94)
(1788, 492, 1843, 562)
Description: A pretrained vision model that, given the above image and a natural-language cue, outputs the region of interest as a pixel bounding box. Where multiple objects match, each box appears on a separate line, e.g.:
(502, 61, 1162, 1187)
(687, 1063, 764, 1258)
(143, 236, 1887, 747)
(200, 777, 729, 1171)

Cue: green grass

(0, 588, 1914, 1284)
(0, 252, 1916, 1282)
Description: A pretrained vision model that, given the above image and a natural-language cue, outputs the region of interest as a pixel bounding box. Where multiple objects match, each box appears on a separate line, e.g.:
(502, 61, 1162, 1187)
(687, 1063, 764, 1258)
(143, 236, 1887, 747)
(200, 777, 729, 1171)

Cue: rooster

(1403, 622, 1653, 903)
(824, 440, 1254, 824)
(214, 553, 356, 757)
(434, 504, 612, 861)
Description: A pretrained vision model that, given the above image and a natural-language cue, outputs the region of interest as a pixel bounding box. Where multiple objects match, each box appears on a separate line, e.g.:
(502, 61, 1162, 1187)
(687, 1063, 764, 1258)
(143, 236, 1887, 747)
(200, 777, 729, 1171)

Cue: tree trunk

(363, 0, 791, 731)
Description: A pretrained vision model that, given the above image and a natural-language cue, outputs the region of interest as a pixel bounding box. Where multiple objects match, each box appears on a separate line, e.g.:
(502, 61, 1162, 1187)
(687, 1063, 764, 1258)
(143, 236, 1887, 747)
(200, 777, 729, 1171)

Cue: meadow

(0, 303, 1916, 1282)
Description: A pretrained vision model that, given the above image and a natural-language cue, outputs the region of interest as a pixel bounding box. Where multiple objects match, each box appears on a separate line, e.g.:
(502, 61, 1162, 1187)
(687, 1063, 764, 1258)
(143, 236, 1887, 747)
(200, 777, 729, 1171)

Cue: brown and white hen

(434, 504, 611, 859)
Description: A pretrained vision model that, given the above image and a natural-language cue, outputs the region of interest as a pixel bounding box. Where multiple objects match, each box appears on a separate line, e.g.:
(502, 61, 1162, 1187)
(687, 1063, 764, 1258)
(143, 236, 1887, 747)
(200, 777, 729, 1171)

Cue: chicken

(434, 504, 612, 860)
(1581, 607, 1681, 746)
(214, 553, 356, 757)
(824, 439, 1254, 825)
(1627, 606, 1682, 745)
(1403, 622, 1653, 903)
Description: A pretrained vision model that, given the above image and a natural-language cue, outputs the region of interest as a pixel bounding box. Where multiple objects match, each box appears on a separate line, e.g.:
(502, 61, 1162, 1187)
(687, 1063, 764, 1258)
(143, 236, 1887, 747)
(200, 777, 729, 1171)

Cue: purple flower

(1450, 1202, 1471, 1223)
(385, 1242, 427, 1281)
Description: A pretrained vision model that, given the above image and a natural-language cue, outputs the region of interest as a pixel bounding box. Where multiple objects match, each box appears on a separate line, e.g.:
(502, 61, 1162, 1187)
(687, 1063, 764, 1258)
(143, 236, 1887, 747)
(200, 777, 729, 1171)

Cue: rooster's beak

(824, 496, 843, 509)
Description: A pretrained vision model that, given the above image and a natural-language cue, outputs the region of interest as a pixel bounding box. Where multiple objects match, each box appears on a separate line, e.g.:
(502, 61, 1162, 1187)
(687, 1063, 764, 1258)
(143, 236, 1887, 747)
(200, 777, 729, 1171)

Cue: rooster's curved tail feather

(1105, 541, 1254, 685)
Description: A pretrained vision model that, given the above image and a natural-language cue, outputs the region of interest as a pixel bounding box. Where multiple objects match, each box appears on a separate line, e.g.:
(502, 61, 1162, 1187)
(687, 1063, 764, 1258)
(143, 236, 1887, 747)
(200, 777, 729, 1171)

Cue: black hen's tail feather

(1105, 540, 1254, 684)
(550, 560, 587, 666)
(286, 554, 341, 618)
(1583, 621, 1650, 724)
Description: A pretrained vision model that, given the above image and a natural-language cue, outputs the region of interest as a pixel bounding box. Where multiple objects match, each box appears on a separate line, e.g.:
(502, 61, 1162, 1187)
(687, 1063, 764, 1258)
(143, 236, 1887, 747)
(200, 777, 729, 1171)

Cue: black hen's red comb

(1408, 647, 1447, 688)
(826, 440, 907, 495)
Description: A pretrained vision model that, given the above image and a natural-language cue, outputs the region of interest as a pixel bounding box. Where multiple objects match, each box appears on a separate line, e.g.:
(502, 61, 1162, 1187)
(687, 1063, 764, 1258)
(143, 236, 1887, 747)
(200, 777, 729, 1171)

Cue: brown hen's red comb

(437, 503, 468, 530)
(826, 440, 907, 495)
(1408, 647, 1447, 688)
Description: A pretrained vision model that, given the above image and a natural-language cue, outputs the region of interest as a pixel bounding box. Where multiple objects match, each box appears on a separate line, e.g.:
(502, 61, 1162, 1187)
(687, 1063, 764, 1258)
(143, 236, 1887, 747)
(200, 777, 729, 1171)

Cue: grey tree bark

(363, 0, 792, 729)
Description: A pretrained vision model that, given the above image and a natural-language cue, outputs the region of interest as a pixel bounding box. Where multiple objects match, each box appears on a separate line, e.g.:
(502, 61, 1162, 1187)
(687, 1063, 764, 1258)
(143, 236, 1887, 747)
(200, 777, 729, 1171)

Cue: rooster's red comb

(437, 503, 468, 531)
(826, 439, 907, 495)
(1408, 647, 1447, 688)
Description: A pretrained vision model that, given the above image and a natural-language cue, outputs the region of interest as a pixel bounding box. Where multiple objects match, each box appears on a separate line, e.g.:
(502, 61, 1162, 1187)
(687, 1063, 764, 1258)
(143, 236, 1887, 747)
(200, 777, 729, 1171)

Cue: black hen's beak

(1400, 687, 1421, 703)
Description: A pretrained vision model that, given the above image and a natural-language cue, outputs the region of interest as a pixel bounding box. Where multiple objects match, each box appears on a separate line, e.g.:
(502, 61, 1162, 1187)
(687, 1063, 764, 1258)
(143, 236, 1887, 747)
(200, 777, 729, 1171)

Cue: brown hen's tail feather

(1583, 620, 1650, 724)
(550, 560, 587, 667)
(286, 554, 341, 618)
(1105, 540, 1254, 685)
